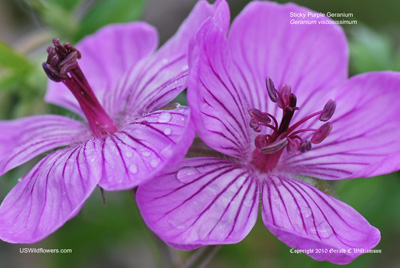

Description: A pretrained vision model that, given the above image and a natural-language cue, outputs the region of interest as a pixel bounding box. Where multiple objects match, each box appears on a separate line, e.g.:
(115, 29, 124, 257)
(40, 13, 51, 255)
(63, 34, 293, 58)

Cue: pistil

(43, 39, 117, 137)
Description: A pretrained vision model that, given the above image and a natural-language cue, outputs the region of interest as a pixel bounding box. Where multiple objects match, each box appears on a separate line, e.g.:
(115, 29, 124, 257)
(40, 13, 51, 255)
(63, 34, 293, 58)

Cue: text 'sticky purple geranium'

(137, 1, 400, 264)
(0, 0, 226, 243)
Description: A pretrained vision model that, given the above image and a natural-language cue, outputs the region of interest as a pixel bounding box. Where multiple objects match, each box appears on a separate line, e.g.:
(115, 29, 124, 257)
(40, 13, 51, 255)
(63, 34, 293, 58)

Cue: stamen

(300, 140, 312, 153)
(248, 108, 271, 124)
(320, 99, 336, 121)
(266, 77, 277, 103)
(261, 138, 288, 154)
(277, 84, 291, 109)
(311, 122, 332, 144)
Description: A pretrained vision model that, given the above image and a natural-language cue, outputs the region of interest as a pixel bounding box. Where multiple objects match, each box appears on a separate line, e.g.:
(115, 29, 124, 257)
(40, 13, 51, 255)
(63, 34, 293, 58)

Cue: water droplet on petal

(163, 127, 172, 135)
(128, 164, 138, 174)
(158, 112, 171, 123)
(125, 151, 133, 158)
(141, 150, 151, 157)
(176, 166, 199, 183)
(300, 206, 312, 218)
(90, 157, 96, 163)
(317, 221, 333, 238)
(150, 158, 160, 167)
(308, 226, 317, 235)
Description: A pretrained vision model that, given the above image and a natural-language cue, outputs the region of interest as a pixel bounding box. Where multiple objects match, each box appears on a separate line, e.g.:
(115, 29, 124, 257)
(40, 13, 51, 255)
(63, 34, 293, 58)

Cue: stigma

(249, 77, 335, 171)
(43, 39, 117, 137)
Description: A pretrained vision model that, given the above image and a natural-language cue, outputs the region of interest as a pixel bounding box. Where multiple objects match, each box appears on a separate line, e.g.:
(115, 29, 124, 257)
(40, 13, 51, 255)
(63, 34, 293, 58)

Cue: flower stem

(180, 245, 221, 268)
(130, 189, 178, 268)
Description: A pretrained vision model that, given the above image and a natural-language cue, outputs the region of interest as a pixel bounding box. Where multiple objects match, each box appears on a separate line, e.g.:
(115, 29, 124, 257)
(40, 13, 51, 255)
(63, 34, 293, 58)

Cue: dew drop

(141, 150, 151, 157)
(158, 112, 171, 123)
(300, 206, 312, 218)
(125, 151, 133, 158)
(317, 222, 333, 238)
(90, 157, 96, 163)
(176, 166, 199, 183)
(150, 158, 160, 167)
(128, 164, 138, 174)
(163, 127, 172, 135)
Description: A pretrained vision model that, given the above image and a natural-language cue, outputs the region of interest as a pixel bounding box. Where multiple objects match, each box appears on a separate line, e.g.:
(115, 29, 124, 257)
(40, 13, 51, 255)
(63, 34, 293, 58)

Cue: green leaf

(0, 41, 33, 72)
(74, 0, 144, 41)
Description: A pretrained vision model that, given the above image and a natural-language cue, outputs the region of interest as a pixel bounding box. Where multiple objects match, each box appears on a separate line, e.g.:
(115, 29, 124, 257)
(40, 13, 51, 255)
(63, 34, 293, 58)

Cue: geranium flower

(137, 1, 400, 264)
(0, 0, 227, 243)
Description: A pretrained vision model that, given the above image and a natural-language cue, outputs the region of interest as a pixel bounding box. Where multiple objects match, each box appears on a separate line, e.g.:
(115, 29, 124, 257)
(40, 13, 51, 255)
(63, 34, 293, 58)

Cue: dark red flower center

(43, 39, 117, 137)
(250, 77, 335, 172)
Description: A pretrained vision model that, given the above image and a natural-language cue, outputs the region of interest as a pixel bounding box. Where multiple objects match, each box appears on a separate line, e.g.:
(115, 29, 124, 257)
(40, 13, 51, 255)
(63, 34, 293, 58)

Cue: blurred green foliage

(27, 0, 144, 41)
(349, 25, 400, 74)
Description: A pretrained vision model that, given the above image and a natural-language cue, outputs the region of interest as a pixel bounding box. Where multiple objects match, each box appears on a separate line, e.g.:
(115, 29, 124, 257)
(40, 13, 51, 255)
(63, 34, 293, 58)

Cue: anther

(278, 84, 292, 109)
(300, 140, 312, 153)
(261, 138, 288, 154)
(248, 108, 271, 124)
(266, 77, 277, 103)
(320, 99, 336, 121)
(250, 118, 261, 132)
(311, 122, 332, 144)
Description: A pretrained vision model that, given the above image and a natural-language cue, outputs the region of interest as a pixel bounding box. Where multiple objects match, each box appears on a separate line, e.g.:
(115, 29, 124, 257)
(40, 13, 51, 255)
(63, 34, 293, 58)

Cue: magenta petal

(0, 115, 89, 176)
(137, 157, 259, 250)
(0, 139, 102, 243)
(261, 175, 380, 264)
(282, 72, 400, 179)
(124, 0, 229, 115)
(98, 107, 194, 190)
(45, 22, 158, 116)
(188, 18, 251, 160)
(228, 1, 348, 118)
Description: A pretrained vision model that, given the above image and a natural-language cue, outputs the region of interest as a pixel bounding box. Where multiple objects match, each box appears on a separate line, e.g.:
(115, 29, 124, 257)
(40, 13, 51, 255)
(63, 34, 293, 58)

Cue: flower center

(249, 77, 336, 172)
(42, 39, 117, 137)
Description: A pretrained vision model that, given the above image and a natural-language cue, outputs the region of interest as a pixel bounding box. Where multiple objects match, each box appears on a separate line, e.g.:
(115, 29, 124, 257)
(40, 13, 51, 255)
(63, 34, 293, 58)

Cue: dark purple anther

(320, 99, 336, 121)
(266, 77, 277, 103)
(248, 108, 271, 124)
(42, 62, 64, 82)
(250, 117, 261, 132)
(311, 122, 332, 144)
(300, 140, 312, 153)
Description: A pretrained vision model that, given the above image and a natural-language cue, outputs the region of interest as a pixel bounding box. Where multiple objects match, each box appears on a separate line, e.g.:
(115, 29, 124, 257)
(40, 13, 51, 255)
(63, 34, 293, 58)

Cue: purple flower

(137, 1, 400, 264)
(0, 0, 226, 243)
